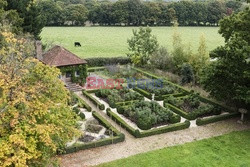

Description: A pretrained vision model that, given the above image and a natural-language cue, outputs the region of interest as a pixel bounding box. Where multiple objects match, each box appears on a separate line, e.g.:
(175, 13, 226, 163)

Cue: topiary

(79, 112, 85, 120)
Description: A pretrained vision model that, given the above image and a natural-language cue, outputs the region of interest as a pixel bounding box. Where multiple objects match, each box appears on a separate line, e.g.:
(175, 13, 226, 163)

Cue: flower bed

(164, 93, 224, 120)
(116, 101, 181, 130)
(95, 89, 144, 108)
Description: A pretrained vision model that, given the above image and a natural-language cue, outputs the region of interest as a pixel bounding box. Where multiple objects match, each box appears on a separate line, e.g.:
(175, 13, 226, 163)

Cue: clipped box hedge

(106, 108, 190, 138)
(82, 90, 105, 110)
(165, 103, 196, 120)
(198, 96, 236, 113)
(196, 112, 240, 126)
(133, 87, 152, 99)
(64, 111, 125, 154)
(87, 67, 106, 72)
(72, 93, 92, 112)
(131, 67, 160, 79)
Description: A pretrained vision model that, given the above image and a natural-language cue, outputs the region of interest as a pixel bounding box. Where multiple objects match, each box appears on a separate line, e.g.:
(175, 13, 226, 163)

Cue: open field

(97, 130, 250, 167)
(41, 26, 224, 58)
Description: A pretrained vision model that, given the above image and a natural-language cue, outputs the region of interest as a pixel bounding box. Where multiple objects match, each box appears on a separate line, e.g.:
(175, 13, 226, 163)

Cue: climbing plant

(60, 64, 87, 85)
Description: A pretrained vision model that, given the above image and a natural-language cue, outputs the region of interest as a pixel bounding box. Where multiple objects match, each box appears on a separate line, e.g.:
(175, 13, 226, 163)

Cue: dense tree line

(38, 0, 243, 26)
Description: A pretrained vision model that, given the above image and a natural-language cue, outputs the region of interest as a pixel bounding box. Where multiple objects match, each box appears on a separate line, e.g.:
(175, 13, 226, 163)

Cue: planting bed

(116, 101, 181, 130)
(93, 65, 150, 81)
(164, 93, 229, 120)
(95, 88, 144, 108)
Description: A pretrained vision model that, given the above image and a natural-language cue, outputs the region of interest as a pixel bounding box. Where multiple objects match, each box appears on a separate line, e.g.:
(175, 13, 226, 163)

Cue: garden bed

(115, 101, 181, 130)
(164, 93, 229, 120)
(64, 111, 125, 154)
(94, 88, 144, 108)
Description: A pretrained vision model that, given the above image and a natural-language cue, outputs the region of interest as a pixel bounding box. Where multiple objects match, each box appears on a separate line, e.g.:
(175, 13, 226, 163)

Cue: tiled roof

(42, 45, 87, 67)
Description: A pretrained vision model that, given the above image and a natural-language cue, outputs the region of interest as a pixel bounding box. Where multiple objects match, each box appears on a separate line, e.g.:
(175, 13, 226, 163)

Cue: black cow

(74, 42, 81, 47)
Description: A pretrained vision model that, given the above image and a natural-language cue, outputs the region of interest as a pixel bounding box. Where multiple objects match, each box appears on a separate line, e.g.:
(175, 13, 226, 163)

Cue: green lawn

(98, 130, 250, 167)
(41, 26, 224, 58)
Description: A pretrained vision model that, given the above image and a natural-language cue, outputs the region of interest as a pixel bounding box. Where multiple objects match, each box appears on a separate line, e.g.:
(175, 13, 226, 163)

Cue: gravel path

(60, 92, 250, 167)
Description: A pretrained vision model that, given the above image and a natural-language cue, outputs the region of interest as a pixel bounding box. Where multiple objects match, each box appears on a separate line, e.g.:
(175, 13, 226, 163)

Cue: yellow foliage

(0, 29, 80, 166)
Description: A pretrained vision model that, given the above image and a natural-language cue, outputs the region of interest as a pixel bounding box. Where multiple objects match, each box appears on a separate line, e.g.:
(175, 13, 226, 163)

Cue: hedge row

(196, 112, 240, 126)
(64, 111, 125, 154)
(132, 67, 160, 79)
(165, 103, 196, 120)
(82, 90, 105, 110)
(72, 93, 92, 112)
(106, 108, 137, 136)
(87, 67, 106, 72)
(106, 108, 190, 138)
(155, 93, 187, 101)
(133, 87, 152, 99)
(115, 100, 140, 107)
(198, 96, 236, 113)
(86, 57, 131, 67)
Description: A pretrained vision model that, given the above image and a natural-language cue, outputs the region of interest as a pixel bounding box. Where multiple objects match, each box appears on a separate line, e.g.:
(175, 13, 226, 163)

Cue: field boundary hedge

(106, 108, 190, 138)
(87, 67, 106, 72)
(86, 57, 131, 67)
(82, 90, 105, 110)
(63, 111, 125, 154)
(196, 112, 240, 126)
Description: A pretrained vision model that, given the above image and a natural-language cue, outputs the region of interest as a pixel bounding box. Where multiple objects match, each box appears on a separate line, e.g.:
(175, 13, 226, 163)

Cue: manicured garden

(97, 130, 250, 167)
(82, 66, 238, 139)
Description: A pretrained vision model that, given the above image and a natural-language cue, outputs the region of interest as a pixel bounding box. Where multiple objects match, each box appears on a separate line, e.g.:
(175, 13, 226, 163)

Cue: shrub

(181, 63, 194, 85)
(150, 46, 174, 71)
(79, 112, 85, 120)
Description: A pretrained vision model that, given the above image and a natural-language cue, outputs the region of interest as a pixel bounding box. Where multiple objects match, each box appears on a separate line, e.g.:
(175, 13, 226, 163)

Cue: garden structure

(36, 41, 88, 91)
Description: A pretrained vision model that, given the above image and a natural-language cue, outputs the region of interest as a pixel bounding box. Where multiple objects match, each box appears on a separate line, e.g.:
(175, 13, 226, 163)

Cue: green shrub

(181, 63, 195, 84)
(79, 112, 85, 119)
(82, 90, 104, 110)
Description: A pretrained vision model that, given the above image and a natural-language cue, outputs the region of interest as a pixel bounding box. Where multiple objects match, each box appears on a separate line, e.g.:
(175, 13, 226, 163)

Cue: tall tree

(201, 5, 250, 107)
(6, 0, 45, 39)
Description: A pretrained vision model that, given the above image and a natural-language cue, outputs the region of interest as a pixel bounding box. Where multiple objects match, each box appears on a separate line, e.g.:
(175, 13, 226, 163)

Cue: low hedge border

(106, 108, 190, 138)
(115, 100, 140, 107)
(133, 87, 152, 99)
(165, 103, 196, 120)
(196, 112, 240, 126)
(64, 111, 125, 154)
(82, 90, 105, 110)
(198, 96, 236, 113)
(87, 67, 106, 72)
(132, 67, 190, 94)
(155, 92, 188, 101)
(72, 93, 92, 112)
(132, 67, 160, 79)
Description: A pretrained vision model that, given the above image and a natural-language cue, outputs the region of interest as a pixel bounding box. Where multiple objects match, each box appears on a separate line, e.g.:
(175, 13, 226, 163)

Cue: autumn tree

(0, 29, 80, 166)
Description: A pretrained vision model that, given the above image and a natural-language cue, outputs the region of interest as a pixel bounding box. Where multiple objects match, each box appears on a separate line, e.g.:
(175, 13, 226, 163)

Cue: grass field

(97, 130, 250, 167)
(41, 26, 224, 58)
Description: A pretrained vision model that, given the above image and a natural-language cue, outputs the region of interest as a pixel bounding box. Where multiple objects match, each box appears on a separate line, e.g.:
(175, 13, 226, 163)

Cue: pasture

(41, 26, 224, 58)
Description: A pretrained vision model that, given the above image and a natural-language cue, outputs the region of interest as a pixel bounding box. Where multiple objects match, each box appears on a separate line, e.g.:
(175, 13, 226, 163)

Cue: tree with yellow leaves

(0, 28, 80, 166)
